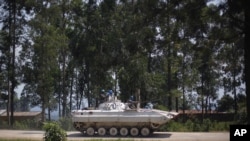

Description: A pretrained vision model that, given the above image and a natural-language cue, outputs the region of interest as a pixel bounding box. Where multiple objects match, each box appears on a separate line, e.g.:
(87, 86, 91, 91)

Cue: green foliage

(0, 118, 73, 131)
(58, 117, 74, 131)
(217, 95, 234, 112)
(161, 119, 230, 132)
(162, 120, 189, 132)
(155, 104, 169, 111)
(42, 122, 67, 141)
(0, 0, 247, 123)
(0, 119, 42, 130)
(0, 120, 9, 129)
(13, 119, 42, 130)
(0, 117, 233, 133)
(234, 112, 247, 124)
(13, 121, 29, 130)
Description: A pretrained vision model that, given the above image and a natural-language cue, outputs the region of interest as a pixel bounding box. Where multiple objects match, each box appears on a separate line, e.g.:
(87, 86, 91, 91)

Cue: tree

(0, 0, 28, 126)
(219, 0, 249, 123)
(22, 1, 65, 121)
(217, 94, 234, 112)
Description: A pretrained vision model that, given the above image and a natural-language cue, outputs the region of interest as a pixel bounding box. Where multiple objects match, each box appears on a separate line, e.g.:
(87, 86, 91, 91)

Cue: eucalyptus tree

(68, 0, 111, 108)
(0, 0, 30, 125)
(133, 0, 169, 107)
(167, 1, 223, 121)
(53, 0, 71, 118)
(69, 0, 102, 108)
(114, 0, 153, 104)
(67, 0, 87, 109)
(156, 0, 184, 111)
(20, 0, 68, 121)
(4, 0, 17, 126)
(218, 0, 247, 122)
(90, 0, 119, 104)
(218, 40, 244, 115)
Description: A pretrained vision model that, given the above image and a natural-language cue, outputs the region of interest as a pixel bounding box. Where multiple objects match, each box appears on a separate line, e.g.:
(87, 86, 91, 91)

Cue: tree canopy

(0, 0, 248, 124)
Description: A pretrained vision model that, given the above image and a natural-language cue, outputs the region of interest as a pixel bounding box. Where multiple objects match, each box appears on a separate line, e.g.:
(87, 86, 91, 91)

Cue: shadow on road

(67, 132, 172, 139)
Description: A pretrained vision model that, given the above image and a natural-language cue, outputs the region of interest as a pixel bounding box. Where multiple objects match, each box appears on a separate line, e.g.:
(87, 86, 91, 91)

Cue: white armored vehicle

(71, 96, 178, 137)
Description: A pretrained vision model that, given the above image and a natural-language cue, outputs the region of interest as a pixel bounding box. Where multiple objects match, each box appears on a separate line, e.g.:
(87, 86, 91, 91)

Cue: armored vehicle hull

(71, 98, 178, 136)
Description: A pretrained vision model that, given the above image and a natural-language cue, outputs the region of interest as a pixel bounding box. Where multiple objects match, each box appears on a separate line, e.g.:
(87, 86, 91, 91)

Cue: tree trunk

(167, 46, 172, 111)
(10, 0, 16, 126)
(41, 98, 45, 122)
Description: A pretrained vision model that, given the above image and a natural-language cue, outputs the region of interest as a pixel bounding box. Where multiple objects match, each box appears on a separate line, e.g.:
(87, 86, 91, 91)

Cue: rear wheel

(120, 127, 128, 136)
(140, 127, 150, 136)
(130, 127, 139, 136)
(109, 127, 118, 136)
(86, 127, 95, 136)
(98, 127, 106, 136)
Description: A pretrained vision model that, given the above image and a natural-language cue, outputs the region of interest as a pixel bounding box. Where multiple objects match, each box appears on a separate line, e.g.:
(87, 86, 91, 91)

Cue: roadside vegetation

(0, 114, 247, 132)
(0, 0, 248, 127)
(1, 112, 245, 141)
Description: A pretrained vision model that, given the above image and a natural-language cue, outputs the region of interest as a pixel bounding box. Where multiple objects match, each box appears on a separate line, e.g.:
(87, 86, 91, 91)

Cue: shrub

(160, 120, 189, 132)
(185, 119, 194, 131)
(202, 118, 212, 131)
(43, 122, 67, 141)
(0, 120, 9, 129)
(58, 117, 74, 131)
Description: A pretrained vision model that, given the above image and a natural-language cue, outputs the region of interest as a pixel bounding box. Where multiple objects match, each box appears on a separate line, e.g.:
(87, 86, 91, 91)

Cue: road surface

(0, 130, 229, 141)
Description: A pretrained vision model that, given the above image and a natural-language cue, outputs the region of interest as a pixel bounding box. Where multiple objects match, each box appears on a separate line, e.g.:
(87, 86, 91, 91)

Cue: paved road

(0, 130, 229, 141)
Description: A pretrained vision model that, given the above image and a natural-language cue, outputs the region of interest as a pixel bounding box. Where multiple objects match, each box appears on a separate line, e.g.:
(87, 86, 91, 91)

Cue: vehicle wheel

(80, 128, 86, 135)
(120, 127, 128, 136)
(151, 123, 160, 129)
(130, 127, 139, 136)
(109, 127, 118, 136)
(86, 127, 95, 136)
(74, 122, 81, 130)
(98, 127, 106, 136)
(140, 127, 150, 136)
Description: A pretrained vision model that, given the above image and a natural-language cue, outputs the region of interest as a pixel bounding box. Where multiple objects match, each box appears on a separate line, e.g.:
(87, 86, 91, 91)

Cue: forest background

(0, 0, 249, 128)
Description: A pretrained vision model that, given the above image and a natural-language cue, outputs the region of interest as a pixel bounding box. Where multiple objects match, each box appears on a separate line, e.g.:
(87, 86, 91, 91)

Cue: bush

(58, 117, 74, 131)
(0, 119, 42, 130)
(202, 118, 212, 131)
(160, 120, 189, 132)
(185, 119, 194, 131)
(43, 122, 67, 141)
(161, 118, 231, 132)
(0, 120, 9, 129)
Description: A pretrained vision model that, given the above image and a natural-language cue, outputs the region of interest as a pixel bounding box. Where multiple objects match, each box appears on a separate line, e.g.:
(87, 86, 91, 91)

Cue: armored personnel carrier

(71, 96, 178, 137)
